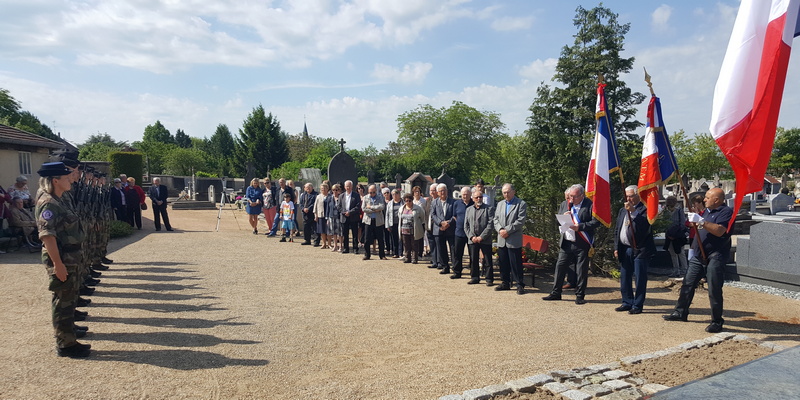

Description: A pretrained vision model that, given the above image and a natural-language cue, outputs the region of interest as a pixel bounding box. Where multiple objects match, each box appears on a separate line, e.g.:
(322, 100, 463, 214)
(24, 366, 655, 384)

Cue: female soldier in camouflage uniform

(36, 162, 91, 358)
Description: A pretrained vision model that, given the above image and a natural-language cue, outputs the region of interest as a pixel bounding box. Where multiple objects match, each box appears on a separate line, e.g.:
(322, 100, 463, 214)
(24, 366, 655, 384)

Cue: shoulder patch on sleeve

(41, 210, 54, 220)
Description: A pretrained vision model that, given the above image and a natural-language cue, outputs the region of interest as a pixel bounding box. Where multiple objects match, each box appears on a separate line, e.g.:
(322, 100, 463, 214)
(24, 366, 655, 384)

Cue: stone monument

(327, 139, 358, 187)
(436, 164, 455, 194)
(769, 192, 795, 214)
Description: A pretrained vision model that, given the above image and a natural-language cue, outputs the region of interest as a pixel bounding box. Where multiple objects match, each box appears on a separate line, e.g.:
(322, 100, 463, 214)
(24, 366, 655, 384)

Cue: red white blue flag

(638, 96, 679, 224)
(586, 82, 622, 228)
(710, 0, 800, 228)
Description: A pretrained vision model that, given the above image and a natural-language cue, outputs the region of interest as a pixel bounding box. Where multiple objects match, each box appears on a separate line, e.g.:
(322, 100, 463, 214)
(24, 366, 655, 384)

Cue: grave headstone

(298, 168, 322, 190)
(769, 193, 795, 214)
(394, 173, 403, 191)
(327, 140, 358, 187)
(436, 169, 455, 195)
(208, 185, 215, 203)
(367, 170, 376, 185)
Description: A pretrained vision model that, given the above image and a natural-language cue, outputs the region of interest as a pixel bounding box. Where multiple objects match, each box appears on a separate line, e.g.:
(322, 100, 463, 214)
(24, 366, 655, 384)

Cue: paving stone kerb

(445, 333, 785, 399)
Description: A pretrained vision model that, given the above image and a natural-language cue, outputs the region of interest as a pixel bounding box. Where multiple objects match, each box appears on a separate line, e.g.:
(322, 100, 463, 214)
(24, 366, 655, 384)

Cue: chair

(521, 234, 549, 287)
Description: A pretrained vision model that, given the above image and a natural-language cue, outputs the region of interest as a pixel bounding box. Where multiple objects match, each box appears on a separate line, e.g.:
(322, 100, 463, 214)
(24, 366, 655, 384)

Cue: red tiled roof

(0, 124, 66, 149)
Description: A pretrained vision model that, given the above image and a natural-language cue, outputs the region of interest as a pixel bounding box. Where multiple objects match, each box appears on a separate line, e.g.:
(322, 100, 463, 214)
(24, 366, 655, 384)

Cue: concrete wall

(0, 147, 52, 196)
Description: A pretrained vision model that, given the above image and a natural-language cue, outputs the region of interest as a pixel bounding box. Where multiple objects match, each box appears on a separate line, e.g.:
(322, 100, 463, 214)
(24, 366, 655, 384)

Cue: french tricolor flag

(710, 0, 800, 226)
(586, 82, 622, 228)
(639, 95, 679, 225)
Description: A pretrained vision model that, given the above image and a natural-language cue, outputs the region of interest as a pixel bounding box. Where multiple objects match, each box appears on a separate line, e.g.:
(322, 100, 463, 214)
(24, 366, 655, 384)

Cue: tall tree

(769, 127, 800, 175)
(513, 4, 644, 263)
(142, 120, 174, 144)
(0, 88, 21, 123)
(395, 101, 505, 183)
(234, 105, 289, 177)
(81, 133, 127, 148)
(208, 124, 236, 177)
(174, 128, 192, 148)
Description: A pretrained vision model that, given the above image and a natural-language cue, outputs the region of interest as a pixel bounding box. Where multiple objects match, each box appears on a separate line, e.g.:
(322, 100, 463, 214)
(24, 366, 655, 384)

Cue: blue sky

(2, 0, 800, 150)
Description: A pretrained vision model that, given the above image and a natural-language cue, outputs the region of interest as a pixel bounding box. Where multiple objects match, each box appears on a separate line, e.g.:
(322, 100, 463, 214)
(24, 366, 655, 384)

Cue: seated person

(9, 197, 41, 247)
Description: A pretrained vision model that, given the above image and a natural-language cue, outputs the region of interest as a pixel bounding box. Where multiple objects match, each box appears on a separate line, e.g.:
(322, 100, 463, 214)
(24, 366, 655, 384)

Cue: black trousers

(152, 202, 171, 230)
(434, 234, 454, 268)
(469, 242, 493, 280)
(551, 242, 590, 297)
(498, 246, 524, 288)
(386, 225, 401, 256)
(127, 204, 142, 229)
(342, 219, 359, 252)
(363, 218, 385, 258)
(674, 252, 725, 324)
(114, 207, 128, 223)
(452, 235, 471, 274)
(303, 212, 316, 243)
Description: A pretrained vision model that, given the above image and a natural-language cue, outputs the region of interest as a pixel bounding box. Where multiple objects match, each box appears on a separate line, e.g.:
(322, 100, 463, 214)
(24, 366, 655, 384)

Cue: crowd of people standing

(244, 176, 732, 334)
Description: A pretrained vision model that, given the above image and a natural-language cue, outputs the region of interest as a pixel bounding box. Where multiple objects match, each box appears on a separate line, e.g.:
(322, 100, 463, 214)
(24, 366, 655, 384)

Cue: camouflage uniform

(37, 191, 86, 348)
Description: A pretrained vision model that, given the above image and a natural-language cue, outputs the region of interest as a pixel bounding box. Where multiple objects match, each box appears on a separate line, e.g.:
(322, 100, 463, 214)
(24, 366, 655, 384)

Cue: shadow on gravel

(89, 291, 218, 302)
(90, 331, 260, 347)
(111, 261, 194, 267)
(99, 282, 204, 291)
(109, 274, 203, 282)
(106, 267, 198, 274)
(89, 349, 269, 370)
(91, 302, 226, 313)
(88, 316, 252, 329)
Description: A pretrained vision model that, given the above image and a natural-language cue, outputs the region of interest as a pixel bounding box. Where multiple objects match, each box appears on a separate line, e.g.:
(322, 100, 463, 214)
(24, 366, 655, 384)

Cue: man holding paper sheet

(544, 184, 599, 304)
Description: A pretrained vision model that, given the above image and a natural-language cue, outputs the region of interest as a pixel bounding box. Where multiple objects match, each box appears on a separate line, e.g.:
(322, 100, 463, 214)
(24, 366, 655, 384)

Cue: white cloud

(371, 62, 433, 84)
(0, 0, 474, 73)
(518, 58, 557, 83)
(490, 16, 534, 31)
(651, 4, 674, 32)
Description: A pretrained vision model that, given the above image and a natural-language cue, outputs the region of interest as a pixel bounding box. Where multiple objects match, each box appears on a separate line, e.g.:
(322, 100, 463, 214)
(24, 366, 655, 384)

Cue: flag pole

(644, 67, 706, 263)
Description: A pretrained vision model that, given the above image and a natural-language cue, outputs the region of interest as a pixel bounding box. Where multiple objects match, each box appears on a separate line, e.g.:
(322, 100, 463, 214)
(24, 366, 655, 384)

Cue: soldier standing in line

(36, 162, 91, 358)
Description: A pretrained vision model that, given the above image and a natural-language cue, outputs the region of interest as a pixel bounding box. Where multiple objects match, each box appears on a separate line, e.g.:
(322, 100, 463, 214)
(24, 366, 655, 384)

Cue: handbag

(140, 203, 148, 211)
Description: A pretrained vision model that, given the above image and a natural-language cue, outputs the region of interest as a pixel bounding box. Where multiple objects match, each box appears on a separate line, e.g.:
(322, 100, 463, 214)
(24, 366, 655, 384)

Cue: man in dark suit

(299, 183, 317, 246)
(464, 189, 494, 285)
(543, 184, 599, 304)
(338, 180, 361, 254)
(431, 183, 456, 274)
(614, 185, 655, 314)
(148, 177, 173, 231)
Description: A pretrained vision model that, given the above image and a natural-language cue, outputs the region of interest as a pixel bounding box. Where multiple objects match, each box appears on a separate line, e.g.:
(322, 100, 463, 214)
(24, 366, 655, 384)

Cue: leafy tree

(208, 124, 236, 177)
(395, 101, 505, 183)
(81, 133, 127, 148)
(79, 143, 118, 161)
(287, 133, 316, 162)
(175, 128, 192, 148)
(769, 127, 800, 175)
(13, 111, 59, 140)
(511, 5, 644, 271)
(164, 147, 207, 176)
(133, 140, 176, 175)
(233, 105, 289, 177)
(273, 160, 302, 181)
(671, 130, 731, 180)
(0, 88, 21, 122)
(142, 120, 174, 144)
(302, 137, 340, 172)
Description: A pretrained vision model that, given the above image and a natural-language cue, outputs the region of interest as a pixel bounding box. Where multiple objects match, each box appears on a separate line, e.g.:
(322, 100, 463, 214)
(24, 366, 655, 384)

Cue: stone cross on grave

(394, 173, 403, 190)
(339, 138, 346, 153)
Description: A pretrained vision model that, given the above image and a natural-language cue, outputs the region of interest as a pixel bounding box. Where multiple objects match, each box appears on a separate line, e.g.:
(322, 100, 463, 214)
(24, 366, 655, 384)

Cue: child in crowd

(280, 192, 295, 242)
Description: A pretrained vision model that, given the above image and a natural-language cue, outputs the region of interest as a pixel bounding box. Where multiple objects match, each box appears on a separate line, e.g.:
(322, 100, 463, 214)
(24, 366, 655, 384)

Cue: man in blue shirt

(663, 188, 732, 333)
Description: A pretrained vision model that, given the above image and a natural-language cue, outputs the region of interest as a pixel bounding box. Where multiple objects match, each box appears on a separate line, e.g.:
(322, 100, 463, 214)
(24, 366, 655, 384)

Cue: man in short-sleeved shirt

(663, 188, 732, 333)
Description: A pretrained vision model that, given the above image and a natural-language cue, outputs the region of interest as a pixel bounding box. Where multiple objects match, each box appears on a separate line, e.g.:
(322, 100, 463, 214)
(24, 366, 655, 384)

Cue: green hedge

(109, 151, 144, 184)
(109, 220, 134, 238)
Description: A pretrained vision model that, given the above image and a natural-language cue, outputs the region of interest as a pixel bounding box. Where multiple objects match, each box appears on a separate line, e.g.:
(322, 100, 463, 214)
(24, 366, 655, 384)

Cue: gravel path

(1, 208, 798, 399)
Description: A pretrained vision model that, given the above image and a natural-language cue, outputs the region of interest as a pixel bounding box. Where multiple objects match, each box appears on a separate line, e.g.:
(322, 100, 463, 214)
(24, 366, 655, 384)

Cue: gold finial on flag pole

(644, 67, 656, 97)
